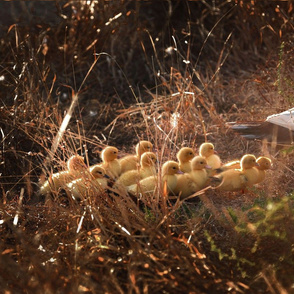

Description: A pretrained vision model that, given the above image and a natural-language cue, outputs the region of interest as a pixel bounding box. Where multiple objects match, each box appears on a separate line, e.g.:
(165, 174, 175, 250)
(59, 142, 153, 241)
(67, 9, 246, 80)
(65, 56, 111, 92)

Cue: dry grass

(0, 0, 294, 293)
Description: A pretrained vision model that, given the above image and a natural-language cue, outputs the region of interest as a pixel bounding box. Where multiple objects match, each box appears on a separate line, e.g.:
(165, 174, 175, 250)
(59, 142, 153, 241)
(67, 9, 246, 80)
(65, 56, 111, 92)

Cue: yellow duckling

(128, 160, 179, 196)
(213, 154, 259, 191)
(162, 160, 181, 195)
(119, 140, 153, 174)
(174, 156, 210, 199)
(189, 156, 210, 189)
(66, 166, 109, 201)
(176, 147, 195, 173)
(139, 151, 157, 178)
(253, 156, 272, 184)
(40, 155, 87, 195)
(173, 174, 199, 199)
(199, 142, 222, 170)
(127, 175, 157, 196)
(115, 152, 157, 187)
(217, 156, 272, 177)
(99, 146, 121, 179)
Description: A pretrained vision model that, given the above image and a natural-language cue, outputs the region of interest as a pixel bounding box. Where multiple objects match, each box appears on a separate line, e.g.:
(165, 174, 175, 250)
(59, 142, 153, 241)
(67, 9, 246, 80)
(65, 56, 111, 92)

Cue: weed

(0, 1, 294, 293)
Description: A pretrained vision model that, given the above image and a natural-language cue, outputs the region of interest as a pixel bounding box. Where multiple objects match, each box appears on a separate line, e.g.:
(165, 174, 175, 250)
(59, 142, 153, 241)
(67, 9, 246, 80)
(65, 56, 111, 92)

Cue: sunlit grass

(0, 0, 294, 293)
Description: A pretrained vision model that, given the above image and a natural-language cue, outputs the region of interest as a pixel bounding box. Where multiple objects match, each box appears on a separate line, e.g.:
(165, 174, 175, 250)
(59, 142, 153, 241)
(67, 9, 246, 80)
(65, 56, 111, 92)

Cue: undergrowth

(0, 0, 294, 293)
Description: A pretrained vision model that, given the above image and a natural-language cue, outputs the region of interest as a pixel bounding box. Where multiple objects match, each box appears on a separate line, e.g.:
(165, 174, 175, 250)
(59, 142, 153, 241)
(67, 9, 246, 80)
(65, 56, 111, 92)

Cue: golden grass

(0, 1, 294, 292)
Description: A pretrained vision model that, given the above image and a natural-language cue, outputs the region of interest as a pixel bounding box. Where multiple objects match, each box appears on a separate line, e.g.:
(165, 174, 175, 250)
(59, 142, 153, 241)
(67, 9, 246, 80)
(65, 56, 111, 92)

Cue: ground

(0, 1, 294, 293)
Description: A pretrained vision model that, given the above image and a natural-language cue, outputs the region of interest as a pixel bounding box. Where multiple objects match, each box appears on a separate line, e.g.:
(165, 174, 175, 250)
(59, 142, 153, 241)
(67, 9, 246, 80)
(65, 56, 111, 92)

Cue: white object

(266, 108, 294, 131)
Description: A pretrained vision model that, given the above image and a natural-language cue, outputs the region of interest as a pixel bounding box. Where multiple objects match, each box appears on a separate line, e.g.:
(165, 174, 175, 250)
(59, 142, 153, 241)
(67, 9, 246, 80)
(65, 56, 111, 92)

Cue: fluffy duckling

(161, 160, 181, 195)
(253, 156, 272, 184)
(174, 156, 210, 199)
(173, 174, 199, 199)
(199, 142, 222, 170)
(217, 156, 272, 179)
(213, 154, 259, 191)
(176, 147, 195, 173)
(127, 175, 157, 196)
(40, 155, 87, 195)
(99, 146, 121, 179)
(189, 156, 210, 189)
(128, 160, 180, 196)
(115, 152, 157, 187)
(119, 140, 153, 174)
(66, 165, 109, 201)
(138, 151, 157, 178)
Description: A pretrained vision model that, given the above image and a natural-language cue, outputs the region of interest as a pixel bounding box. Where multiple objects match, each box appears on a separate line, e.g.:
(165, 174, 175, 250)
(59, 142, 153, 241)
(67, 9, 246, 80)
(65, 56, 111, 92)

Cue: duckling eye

(172, 166, 176, 169)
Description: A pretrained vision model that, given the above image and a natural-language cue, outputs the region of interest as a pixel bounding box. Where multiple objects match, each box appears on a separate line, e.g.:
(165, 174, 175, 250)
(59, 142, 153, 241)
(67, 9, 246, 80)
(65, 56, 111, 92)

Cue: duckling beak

(255, 162, 260, 167)
(104, 174, 110, 179)
(205, 165, 212, 169)
(177, 170, 184, 174)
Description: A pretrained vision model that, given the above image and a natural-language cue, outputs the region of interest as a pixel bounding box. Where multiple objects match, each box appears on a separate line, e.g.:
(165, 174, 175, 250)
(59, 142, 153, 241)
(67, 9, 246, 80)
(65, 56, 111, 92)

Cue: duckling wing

(40, 171, 75, 195)
(116, 170, 141, 187)
(119, 155, 138, 173)
(215, 169, 247, 191)
(244, 167, 260, 186)
(139, 166, 156, 179)
(127, 176, 157, 196)
(174, 174, 200, 199)
(207, 154, 222, 170)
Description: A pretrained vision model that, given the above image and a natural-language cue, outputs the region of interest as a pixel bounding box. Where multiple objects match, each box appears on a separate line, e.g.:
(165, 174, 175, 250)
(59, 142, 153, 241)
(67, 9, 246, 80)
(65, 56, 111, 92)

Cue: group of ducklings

(39, 140, 272, 201)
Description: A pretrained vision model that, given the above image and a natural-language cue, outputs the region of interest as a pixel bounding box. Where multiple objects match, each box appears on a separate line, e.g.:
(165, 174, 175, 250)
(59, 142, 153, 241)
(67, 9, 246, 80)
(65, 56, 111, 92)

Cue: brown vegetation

(0, 1, 294, 293)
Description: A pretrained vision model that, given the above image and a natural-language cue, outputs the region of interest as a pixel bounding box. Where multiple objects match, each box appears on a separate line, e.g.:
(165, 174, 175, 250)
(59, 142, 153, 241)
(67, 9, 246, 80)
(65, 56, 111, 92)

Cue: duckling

(99, 146, 121, 179)
(173, 174, 200, 199)
(189, 156, 210, 189)
(176, 147, 195, 173)
(40, 155, 87, 195)
(139, 151, 157, 178)
(89, 165, 110, 188)
(213, 154, 259, 191)
(127, 160, 180, 196)
(174, 156, 210, 199)
(240, 154, 260, 186)
(161, 160, 181, 195)
(119, 140, 153, 174)
(217, 156, 272, 179)
(253, 156, 272, 184)
(115, 152, 157, 187)
(66, 165, 109, 201)
(214, 159, 241, 173)
(199, 142, 222, 170)
(127, 174, 157, 196)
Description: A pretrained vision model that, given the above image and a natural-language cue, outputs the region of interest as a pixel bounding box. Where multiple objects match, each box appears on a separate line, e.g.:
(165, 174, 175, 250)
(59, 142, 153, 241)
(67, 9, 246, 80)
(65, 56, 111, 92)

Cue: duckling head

(140, 152, 157, 167)
(191, 156, 209, 170)
(162, 161, 180, 176)
(136, 140, 153, 157)
(199, 143, 215, 158)
(176, 147, 195, 163)
(240, 154, 258, 169)
(67, 155, 87, 172)
(89, 165, 109, 179)
(101, 146, 119, 162)
(256, 156, 272, 170)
